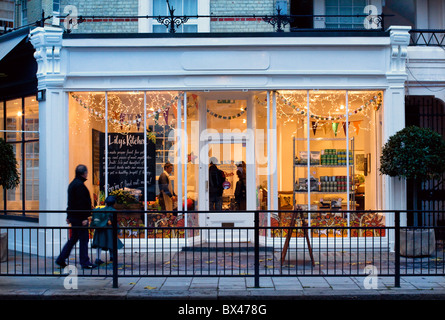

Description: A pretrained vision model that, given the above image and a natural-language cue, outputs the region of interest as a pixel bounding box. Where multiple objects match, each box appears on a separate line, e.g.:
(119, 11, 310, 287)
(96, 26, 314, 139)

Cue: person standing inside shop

(235, 170, 246, 210)
(158, 162, 176, 212)
(56, 164, 97, 269)
(209, 158, 225, 211)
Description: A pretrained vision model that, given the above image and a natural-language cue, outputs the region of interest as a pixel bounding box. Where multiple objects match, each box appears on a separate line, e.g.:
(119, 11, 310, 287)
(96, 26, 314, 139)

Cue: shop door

(200, 139, 254, 242)
(197, 94, 255, 242)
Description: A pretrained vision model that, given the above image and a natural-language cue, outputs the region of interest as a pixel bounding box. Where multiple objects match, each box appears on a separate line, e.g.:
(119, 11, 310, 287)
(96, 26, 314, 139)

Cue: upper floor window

(325, 0, 367, 29)
(20, 0, 28, 26)
(152, 0, 198, 33)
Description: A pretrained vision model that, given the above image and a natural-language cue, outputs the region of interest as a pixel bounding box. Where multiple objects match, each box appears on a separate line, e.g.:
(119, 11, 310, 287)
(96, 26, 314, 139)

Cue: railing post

(112, 210, 119, 288)
(394, 210, 401, 288)
(254, 210, 260, 288)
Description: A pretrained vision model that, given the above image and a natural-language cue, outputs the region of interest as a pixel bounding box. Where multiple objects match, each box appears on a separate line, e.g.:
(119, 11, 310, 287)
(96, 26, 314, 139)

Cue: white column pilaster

(30, 27, 67, 228)
(384, 26, 411, 249)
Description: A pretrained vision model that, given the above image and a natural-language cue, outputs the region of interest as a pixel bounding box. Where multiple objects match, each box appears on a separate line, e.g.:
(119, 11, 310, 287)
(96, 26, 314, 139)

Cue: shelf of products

(293, 137, 356, 210)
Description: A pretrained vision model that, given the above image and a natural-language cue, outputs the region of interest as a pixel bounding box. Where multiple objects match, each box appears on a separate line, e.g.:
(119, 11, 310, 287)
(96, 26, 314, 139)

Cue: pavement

(1, 268, 444, 318)
(1, 274, 445, 301)
(1, 242, 445, 309)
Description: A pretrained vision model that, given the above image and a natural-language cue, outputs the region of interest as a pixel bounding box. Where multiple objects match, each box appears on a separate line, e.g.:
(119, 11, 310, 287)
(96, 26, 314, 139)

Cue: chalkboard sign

(95, 130, 156, 201)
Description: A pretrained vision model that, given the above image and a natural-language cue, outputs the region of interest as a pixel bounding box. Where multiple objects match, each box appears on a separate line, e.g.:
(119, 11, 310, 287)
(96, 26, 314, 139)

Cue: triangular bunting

(353, 121, 361, 135)
(342, 122, 350, 136)
(332, 122, 339, 137)
(312, 121, 318, 135)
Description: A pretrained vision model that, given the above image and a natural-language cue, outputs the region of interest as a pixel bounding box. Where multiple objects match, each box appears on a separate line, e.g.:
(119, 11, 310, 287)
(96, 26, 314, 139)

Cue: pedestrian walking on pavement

(90, 195, 124, 265)
(56, 164, 97, 269)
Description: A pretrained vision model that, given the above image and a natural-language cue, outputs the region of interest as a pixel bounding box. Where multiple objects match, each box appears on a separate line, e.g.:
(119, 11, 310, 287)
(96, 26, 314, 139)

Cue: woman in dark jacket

(91, 196, 124, 265)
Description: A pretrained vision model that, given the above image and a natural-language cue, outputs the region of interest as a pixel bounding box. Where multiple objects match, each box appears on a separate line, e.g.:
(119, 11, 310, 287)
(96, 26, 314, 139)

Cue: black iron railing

(410, 29, 445, 46)
(1, 210, 444, 289)
(64, 13, 388, 33)
(1, 8, 392, 36)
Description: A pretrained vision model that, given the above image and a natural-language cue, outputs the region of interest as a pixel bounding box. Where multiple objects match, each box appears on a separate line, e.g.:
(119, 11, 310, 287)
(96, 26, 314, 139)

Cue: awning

(0, 27, 37, 100)
(0, 28, 29, 62)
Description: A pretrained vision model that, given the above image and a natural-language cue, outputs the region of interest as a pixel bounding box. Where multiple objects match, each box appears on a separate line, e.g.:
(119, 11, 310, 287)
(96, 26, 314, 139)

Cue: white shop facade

(26, 25, 410, 250)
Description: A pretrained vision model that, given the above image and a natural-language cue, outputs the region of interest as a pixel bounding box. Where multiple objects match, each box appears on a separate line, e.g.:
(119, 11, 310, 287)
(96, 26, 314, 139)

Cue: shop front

(29, 25, 411, 249)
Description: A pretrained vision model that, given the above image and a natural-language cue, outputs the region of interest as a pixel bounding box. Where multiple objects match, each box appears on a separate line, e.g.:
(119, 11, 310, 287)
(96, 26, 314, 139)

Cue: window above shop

(152, 0, 199, 33)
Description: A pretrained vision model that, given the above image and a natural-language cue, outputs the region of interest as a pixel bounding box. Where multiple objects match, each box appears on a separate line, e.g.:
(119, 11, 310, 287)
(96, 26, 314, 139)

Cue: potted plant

(108, 189, 140, 209)
(0, 138, 20, 262)
(380, 126, 445, 257)
(0, 138, 20, 190)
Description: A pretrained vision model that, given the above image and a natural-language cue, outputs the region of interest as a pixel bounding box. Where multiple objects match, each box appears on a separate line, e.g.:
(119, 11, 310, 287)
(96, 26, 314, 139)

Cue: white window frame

(138, 0, 210, 33)
(324, 0, 370, 29)
(21, 0, 28, 26)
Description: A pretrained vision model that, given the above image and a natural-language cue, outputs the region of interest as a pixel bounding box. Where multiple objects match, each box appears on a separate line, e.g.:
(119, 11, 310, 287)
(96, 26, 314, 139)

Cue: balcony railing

(1, 209, 444, 289)
(409, 29, 445, 46)
(64, 13, 389, 34)
(1, 9, 391, 36)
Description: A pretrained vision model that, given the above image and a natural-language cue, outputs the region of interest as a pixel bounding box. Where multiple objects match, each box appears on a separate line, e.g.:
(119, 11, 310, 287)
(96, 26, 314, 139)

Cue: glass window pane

(6, 143, 22, 211)
(325, 0, 339, 6)
(184, 0, 197, 16)
(183, 24, 197, 32)
(69, 91, 106, 210)
(25, 96, 39, 141)
(6, 98, 22, 142)
(0, 101, 3, 211)
(0, 101, 4, 140)
(353, 0, 366, 6)
(153, 24, 167, 33)
(25, 141, 39, 211)
(170, 0, 183, 14)
(206, 99, 247, 134)
(153, 0, 166, 16)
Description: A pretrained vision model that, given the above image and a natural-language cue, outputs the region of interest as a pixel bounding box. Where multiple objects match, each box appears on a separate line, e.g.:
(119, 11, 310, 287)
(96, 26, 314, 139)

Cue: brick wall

(60, 0, 139, 33)
(210, 0, 277, 32)
(56, 0, 283, 33)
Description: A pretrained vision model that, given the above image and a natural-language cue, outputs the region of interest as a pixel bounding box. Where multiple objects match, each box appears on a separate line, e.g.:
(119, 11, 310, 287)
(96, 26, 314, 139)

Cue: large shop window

(274, 90, 384, 238)
(69, 91, 186, 239)
(69, 90, 384, 240)
(0, 96, 39, 218)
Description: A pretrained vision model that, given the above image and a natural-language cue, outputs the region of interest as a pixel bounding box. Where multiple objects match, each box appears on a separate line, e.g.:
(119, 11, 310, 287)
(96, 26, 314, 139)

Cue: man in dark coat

(56, 164, 96, 269)
(209, 160, 225, 211)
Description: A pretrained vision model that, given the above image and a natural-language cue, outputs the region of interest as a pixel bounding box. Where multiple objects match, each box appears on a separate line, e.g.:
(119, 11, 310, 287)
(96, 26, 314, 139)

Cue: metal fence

(0, 210, 444, 288)
(409, 29, 445, 46)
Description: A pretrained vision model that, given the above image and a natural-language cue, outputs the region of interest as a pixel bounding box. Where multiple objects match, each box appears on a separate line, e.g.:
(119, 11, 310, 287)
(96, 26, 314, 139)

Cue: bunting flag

(206, 107, 246, 120)
(353, 120, 361, 134)
(164, 107, 170, 126)
(276, 91, 383, 120)
(342, 122, 350, 136)
(332, 122, 339, 136)
(312, 121, 318, 135)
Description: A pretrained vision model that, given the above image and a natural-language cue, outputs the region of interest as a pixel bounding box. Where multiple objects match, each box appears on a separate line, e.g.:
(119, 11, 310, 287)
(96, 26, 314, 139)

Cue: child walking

(91, 195, 124, 265)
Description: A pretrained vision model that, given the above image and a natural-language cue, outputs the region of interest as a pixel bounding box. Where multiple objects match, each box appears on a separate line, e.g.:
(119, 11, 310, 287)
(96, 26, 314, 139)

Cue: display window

(274, 90, 385, 238)
(69, 91, 182, 239)
(69, 89, 384, 241)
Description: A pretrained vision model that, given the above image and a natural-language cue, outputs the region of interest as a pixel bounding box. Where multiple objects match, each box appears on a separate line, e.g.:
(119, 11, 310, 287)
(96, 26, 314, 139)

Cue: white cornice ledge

(29, 27, 64, 88)
(387, 25, 411, 81)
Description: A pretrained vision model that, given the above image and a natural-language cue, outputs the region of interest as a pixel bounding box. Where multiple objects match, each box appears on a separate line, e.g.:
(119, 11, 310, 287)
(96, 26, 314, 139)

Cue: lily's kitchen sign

(97, 131, 156, 200)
